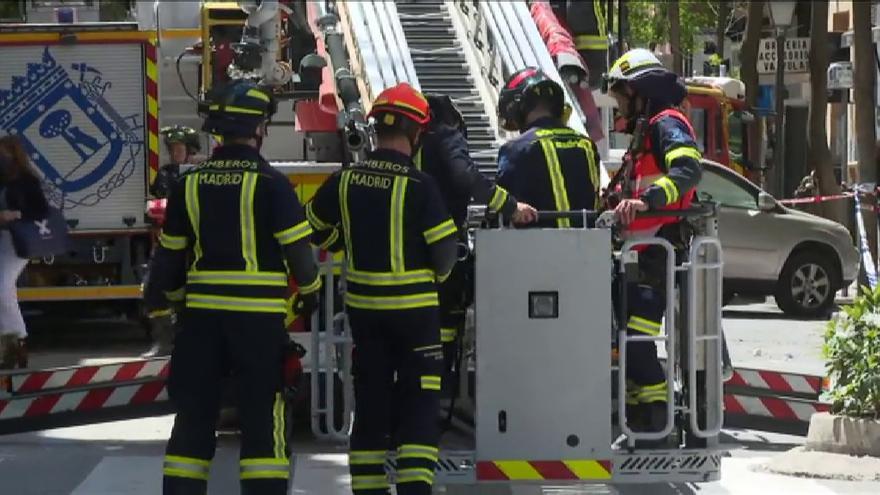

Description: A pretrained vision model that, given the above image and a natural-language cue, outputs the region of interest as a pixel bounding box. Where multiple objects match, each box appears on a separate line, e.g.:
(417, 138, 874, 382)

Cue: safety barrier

(722, 366, 829, 431)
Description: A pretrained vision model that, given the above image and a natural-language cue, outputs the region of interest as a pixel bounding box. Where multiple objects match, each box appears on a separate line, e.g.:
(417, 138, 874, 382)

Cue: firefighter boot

(142, 313, 176, 358)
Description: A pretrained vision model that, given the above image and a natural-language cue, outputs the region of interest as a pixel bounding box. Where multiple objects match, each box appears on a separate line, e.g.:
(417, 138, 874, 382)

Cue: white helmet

(602, 48, 667, 93)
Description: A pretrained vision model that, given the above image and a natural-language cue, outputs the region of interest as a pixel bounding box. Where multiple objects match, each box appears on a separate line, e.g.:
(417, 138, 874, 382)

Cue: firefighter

(496, 67, 602, 228)
(152, 125, 200, 199)
(306, 83, 457, 495)
(144, 80, 321, 495)
(602, 48, 703, 434)
(415, 94, 537, 400)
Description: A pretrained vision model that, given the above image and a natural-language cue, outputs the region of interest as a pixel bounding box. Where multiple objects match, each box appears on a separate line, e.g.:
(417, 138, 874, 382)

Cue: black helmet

(200, 80, 277, 138)
(160, 125, 201, 153)
(498, 67, 565, 131)
(425, 93, 466, 136)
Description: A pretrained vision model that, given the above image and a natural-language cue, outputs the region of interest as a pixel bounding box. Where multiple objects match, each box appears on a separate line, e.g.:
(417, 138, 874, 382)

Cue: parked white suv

(696, 161, 859, 318)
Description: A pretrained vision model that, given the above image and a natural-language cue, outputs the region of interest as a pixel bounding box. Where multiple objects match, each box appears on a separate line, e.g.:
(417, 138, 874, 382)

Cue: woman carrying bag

(0, 136, 49, 369)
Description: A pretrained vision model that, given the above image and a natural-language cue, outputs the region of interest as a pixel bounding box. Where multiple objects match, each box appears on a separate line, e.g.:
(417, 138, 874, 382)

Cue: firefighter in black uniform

(496, 67, 602, 228)
(142, 126, 202, 358)
(306, 83, 457, 495)
(414, 94, 537, 396)
(144, 80, 321, 495)
(603, 49, 703, 435)
(152, 125, 201, 199)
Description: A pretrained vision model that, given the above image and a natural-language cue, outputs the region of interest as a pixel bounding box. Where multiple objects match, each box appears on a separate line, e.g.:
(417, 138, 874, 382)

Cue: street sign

(757, 37, 811, 74)
(828, 61, 854, 90)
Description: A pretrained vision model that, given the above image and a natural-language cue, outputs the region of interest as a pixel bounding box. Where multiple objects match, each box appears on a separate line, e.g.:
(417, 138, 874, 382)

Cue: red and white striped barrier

(4, 358, 169, 396)
(778, 193, 854, 205)
(0, 381, 168, 420)
(726, 368, 822, 398)
(724, 394, 830, 423)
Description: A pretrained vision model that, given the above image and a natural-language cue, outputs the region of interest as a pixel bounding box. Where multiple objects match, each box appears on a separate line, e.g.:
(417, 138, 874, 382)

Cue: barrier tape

(854, 185, 878, 288)
(777, 192, 854, 205)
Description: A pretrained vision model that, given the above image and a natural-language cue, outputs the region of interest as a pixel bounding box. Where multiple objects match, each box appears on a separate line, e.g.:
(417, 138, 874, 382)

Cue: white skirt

(0, 231, 28, 338)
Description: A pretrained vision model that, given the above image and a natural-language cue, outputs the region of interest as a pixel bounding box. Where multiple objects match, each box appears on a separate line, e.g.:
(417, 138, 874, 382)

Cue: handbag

(0, 185, 69, 258)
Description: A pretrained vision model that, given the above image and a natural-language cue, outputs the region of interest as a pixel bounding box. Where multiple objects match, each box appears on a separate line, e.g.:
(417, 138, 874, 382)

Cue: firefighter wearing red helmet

(144, 80, 320, 494)
(602, 49, 703, 438)
(306, 83, 457, 495)
(496, 67, 602, 228)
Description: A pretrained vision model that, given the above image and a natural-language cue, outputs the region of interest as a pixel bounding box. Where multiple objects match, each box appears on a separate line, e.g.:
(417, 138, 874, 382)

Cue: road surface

(1, 299, 874, 494)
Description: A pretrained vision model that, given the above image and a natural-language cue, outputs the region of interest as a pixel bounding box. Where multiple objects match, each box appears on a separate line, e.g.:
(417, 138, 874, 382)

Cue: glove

(291, 292, 319, 319)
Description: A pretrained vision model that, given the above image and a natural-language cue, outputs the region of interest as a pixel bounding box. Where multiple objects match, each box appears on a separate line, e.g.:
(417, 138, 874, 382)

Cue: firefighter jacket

(150, 163, 180, 199)
(306, 149, 458, 311)
(624, 107, 703, 240)
(143, 144, 321, 314)
(496, 117, 601, 228)
(414, 122, 517, 227)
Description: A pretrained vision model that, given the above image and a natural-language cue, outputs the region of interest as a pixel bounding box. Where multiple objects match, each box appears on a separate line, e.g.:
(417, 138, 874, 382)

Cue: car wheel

(775, 251, 838, 318)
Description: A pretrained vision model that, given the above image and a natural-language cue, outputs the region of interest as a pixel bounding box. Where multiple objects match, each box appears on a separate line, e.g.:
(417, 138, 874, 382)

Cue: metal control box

(475, 227, 613, 460)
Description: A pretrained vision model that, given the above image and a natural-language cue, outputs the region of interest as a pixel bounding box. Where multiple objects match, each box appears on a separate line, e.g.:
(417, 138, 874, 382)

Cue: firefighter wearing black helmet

(496, 67, 601, 228)
(152, 125, 201, 199)
(602, 49, 703, 438)
(144, 80, 321, 495)
(306, 83, 457, 495)
(413, 94, 537, 402)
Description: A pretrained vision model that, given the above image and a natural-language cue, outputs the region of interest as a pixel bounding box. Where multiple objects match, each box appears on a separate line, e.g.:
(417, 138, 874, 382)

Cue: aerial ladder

(1, 2, 725, 489)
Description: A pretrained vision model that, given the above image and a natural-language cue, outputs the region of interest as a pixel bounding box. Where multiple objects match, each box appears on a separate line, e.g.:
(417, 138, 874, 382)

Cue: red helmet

(368, 83, 431, 128)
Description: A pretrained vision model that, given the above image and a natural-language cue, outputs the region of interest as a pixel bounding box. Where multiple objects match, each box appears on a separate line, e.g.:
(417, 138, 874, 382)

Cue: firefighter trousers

(347, 306, 443, 495)
(622, 282, 668, 406)
(163, 309, 290, 495)
(437, 259, 469, 395)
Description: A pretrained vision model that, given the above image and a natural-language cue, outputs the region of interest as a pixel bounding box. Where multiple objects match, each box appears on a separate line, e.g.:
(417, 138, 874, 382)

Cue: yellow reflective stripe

(305, 202, 332, 231)
(163, 455, 210, 481)
(345, 292, 439, 310)
(390, 176, 407, 272)
(576, 34, 607, 50)
(186, 294, 287, 313)
(539, 139, 571, 228)
(399, 444, 439, 455)
(239, 457, 290, 480)
(414, 147, 423, 170)
(593, 0, 606, 37)
(349, 450, 387, 465)
(159, 232, 187, 250)
(298, 274, 322, 295)
(420, 375, 442, 391)
(208, 104, 264, 115)
(317, 228, 339, 250)
(423, 218, 457, 244)
(351, 474, 389, 490)
(488, 186, 509, 212)
(494, 460, 543, 480)
(653, 176, 680, 204)
(240, 172, 258, 271)
(665, 145, 701, 166)
(579, 140, 601, 208)
(272, 393, 286, 459)
(165, 287, 185, 302)
(346, 268, 435, 286)
(187, 270, 288, 286)
(436, 268, 452, 284)
(185, 174, 203, 269)
(397, 467, 435, 485)
(246, 88, 270, 102)
(440, 327, 457, 342)
(535, 128, 581, 138)
(339, 171, 354, 263)
(148, 309, 172, 318)
(627, 316, 661, 335)
(274, 220, 312, 245)
(563, 459, 613, 480)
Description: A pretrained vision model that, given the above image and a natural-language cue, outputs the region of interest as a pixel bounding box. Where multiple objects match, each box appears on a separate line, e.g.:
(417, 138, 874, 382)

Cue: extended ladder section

(335, 0, 590, 175)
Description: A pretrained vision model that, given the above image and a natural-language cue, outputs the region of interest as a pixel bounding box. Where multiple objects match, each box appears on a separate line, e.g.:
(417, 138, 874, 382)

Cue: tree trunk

(669, 1, 682, 75)
(807, 1, 844, 224)
(853, 0, 877, 277)
(740, 0, 764, 183)
(716, 0, 729, 59)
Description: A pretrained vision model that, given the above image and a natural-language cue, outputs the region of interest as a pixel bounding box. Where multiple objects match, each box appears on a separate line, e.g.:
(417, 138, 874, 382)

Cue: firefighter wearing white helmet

(602, 48, 703, 440)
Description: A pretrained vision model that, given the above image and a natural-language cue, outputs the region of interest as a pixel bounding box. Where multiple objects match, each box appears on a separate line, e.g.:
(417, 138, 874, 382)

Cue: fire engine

(0, 1, 725, 490)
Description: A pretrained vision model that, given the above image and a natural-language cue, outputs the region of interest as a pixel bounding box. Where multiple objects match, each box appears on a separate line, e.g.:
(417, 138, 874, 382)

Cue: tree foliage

(627, 0, 746, 53)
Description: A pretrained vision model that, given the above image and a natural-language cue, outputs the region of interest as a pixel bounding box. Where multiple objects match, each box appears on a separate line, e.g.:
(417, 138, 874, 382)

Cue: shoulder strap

(648, 108, 696, 138)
